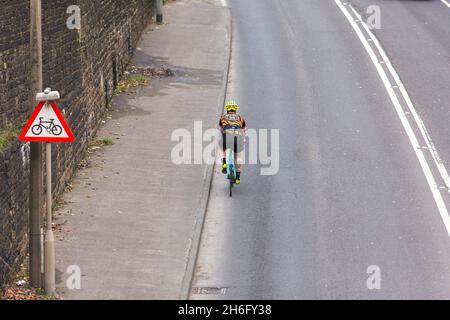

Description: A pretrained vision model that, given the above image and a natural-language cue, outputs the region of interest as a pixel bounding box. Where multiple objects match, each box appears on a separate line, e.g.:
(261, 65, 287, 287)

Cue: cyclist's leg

(218, 145, 226, 160)
(235, 135, 244, 183)
(219, 133, 228, 173)
(236, 152, 244, 172)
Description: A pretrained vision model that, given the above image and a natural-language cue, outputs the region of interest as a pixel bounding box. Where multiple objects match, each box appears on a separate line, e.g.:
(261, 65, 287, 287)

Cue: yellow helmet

(225, 100, 239, 112)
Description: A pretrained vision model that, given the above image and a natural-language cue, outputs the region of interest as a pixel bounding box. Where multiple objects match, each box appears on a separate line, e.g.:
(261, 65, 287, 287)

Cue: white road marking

(334, 0, 450, 238)
(348, 6, 450, 195)
(220, 0, 227, 7)
(441, 0, 450, 9)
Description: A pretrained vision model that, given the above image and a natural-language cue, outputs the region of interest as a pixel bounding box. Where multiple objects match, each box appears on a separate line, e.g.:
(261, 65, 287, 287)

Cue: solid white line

(334, 0, 450, 238)
(441, 0, 450, 9)
(349, 6, 450, 194)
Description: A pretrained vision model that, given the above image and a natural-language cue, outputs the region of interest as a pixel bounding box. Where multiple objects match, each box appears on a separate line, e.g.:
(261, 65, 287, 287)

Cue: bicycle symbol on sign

(31, 117, 63, 136)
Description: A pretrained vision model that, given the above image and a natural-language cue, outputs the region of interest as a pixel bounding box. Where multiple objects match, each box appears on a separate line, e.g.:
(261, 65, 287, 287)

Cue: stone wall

(0, 0, 155, 290)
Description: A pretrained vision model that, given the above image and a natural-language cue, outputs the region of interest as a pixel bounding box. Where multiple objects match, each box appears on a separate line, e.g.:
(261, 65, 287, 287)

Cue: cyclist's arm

(219, 117, 225, 133)
(242, 118, 248, 134)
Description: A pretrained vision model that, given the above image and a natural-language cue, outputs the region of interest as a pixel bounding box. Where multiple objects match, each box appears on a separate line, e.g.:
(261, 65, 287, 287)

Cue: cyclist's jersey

(219, 113, 246, 134)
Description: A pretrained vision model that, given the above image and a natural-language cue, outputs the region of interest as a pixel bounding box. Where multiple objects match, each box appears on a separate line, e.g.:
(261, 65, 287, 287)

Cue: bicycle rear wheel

(229, 168, 234, 197)
(32, 125, 42, 136)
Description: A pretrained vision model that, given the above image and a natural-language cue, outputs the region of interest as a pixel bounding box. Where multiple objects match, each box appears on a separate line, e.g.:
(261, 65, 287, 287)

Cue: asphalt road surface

(190, 0, 450, 299)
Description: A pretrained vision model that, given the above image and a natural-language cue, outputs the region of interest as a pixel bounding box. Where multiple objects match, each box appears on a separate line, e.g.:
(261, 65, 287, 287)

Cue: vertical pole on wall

(29, 0, 43, 288)
(156, 0, 163, 24)
(44, 141, 55, 295)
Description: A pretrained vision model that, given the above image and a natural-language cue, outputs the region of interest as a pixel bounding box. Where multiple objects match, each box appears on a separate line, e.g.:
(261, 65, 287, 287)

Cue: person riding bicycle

(219, 100, 247, 185)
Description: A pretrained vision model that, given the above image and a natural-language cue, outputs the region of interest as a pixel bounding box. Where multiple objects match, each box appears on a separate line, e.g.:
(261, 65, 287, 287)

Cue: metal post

(44, 141, 55, 295)
(29, 0, 43, 288)
(156, 0, 163, 24)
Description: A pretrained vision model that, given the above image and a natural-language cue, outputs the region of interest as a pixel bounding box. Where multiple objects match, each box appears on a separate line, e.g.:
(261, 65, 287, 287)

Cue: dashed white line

(441, 0, 450, 9)
(334, 0, 450, 238)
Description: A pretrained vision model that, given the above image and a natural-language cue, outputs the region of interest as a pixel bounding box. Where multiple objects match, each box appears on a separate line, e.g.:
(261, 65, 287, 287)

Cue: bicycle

(225, 136, 238, 197)
(32, 117, 63, 136)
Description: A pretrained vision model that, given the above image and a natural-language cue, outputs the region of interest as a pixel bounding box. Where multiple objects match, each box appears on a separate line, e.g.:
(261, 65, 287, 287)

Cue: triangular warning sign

(19, 101, 74, 143)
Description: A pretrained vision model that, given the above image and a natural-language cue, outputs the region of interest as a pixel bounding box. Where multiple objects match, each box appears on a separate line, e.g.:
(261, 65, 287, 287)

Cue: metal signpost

(156, 0, 163, 23)
(20, 88, 74, 294)
(29, 0, 43, 288)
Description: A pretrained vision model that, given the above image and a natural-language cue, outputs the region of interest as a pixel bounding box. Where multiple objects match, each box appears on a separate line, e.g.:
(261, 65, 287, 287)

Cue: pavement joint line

(335, 0, 450, 238)
(179, 4, 233, 300)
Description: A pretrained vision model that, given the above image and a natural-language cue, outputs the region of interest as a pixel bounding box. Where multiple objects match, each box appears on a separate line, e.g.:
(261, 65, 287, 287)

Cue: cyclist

(219, 100, 247, 185)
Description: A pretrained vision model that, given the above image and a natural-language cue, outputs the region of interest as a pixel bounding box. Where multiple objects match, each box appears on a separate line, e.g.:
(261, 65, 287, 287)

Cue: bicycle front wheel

(52, 125, 63, 136)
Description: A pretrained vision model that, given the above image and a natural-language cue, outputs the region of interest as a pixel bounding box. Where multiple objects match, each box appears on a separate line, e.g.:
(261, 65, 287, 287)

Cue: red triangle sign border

(19, 101, 75, 143)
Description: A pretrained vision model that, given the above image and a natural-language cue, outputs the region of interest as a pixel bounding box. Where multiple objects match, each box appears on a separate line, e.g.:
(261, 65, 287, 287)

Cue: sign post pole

(156, 0, 163, 23)
(29, 0, 43, 288)
(44, 139, 55, 295)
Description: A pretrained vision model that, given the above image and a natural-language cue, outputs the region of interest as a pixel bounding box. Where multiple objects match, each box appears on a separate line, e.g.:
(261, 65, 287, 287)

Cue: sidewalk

(54, 0, 230, 299)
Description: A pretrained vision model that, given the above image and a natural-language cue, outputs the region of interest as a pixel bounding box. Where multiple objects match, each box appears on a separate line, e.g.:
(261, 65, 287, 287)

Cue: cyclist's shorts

(220, 132, 244, 153)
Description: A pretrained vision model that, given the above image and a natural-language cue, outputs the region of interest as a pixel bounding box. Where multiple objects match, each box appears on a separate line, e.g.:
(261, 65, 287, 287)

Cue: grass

(115, 74, 149, 94)
(100, 137, 114, 146)
(0, 126, 21, 152)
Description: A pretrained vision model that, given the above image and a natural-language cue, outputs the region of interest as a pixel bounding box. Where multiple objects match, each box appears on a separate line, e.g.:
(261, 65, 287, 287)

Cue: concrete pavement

(54, 0, 230, 299)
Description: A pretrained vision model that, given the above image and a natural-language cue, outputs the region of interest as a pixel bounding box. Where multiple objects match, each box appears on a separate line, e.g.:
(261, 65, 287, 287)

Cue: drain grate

(191, 287, 228, 295)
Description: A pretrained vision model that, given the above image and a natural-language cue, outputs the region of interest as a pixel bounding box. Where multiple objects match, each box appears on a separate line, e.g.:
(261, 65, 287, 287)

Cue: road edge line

(441, 0, 450, 9)
(179, 5, 233, 300)
(348, 5, 450, 194)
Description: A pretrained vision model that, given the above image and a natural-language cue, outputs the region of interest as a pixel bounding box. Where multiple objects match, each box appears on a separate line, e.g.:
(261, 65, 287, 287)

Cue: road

(190, 0, 450, 299)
